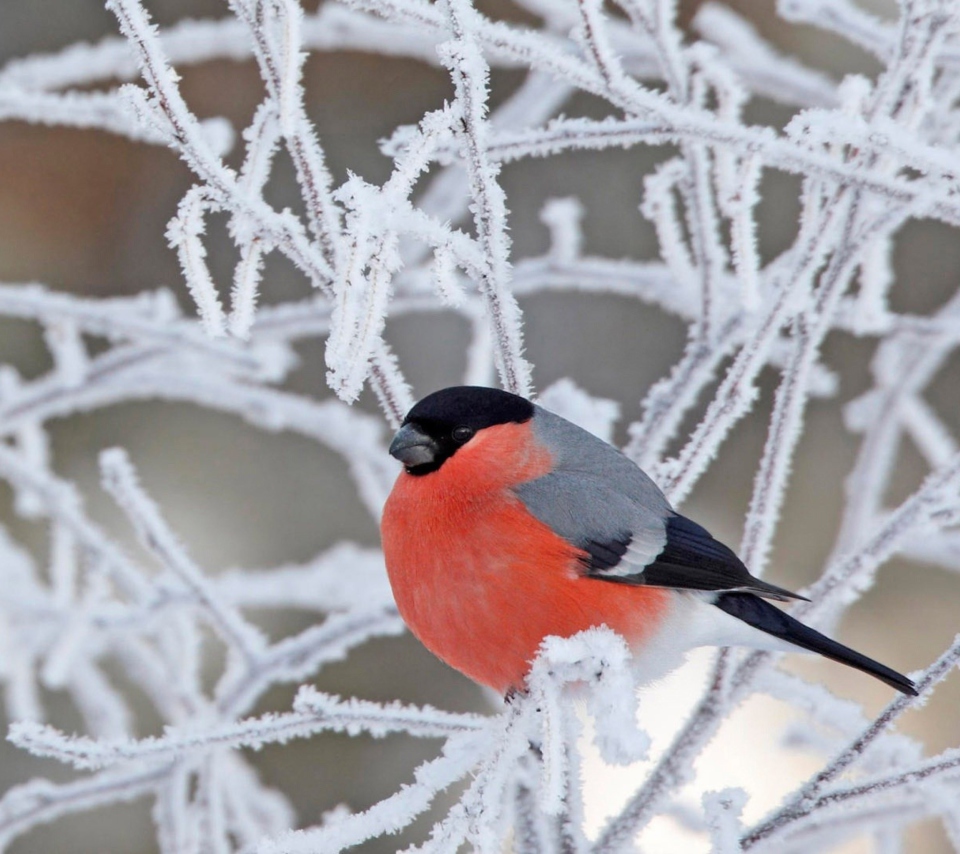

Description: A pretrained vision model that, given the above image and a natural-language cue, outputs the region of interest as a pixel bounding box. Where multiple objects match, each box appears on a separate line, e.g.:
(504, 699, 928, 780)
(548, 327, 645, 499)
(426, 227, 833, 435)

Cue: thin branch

(440, 0, 532, 397)
(742, 634, 960, 847)
(99, 448, 266, 666)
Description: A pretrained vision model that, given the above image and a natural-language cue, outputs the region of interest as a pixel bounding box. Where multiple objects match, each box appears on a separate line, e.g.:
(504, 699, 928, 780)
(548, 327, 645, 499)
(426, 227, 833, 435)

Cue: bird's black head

(389, 386, 534, 475)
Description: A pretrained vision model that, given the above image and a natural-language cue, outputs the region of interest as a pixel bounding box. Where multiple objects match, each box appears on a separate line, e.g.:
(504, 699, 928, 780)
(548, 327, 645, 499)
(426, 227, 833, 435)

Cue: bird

(380, 386, 916, 697)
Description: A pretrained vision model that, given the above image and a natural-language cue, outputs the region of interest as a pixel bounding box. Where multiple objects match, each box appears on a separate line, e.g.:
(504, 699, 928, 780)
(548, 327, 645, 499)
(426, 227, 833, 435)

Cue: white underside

(629, 592, 802, 686)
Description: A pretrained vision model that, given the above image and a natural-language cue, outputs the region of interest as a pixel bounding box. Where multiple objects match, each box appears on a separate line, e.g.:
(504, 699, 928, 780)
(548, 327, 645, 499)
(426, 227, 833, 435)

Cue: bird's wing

(621, 512, 804, 601)
(518, 405, 803, 601)
(515, 470, 800, 601)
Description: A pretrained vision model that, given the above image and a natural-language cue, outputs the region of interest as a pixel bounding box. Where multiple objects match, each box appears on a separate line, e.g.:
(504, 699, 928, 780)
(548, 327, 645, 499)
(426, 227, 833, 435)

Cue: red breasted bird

(380, 386, 916, 697)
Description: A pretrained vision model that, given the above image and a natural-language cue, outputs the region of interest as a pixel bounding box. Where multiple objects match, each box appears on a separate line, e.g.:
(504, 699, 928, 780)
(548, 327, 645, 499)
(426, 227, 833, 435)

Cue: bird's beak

(389, 423, 439, 467)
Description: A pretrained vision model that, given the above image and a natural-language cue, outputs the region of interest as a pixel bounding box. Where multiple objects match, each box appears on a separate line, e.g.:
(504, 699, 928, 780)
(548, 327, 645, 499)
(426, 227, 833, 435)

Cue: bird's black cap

(390, 387, 534, 475)
(403, 386, 534, 430)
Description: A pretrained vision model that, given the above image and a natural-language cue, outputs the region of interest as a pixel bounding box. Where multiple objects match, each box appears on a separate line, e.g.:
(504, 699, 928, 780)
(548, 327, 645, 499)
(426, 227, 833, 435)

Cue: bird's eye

(452, 426, 474, 444)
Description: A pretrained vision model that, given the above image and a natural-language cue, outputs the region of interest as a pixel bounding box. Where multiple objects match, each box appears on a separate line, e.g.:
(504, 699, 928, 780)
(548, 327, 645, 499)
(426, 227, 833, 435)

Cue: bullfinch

(381, 386, 916, 697)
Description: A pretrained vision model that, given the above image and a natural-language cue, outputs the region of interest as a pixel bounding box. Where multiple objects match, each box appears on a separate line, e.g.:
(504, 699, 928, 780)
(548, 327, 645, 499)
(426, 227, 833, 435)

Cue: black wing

(589, 514, 806, 602)
(580, 534, 632, 572)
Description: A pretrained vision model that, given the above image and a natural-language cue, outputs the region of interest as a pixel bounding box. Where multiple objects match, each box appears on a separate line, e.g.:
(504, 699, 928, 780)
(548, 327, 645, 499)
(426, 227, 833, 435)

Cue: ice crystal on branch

(0, 0, 958, 851)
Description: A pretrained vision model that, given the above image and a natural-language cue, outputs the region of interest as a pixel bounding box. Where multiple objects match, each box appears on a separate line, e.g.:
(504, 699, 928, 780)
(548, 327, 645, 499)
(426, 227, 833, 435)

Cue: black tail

(715, 593, 917, 696)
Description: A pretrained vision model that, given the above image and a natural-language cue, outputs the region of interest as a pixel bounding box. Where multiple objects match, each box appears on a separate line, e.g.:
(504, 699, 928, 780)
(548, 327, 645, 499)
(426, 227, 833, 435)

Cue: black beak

(389, 423, 439, 467)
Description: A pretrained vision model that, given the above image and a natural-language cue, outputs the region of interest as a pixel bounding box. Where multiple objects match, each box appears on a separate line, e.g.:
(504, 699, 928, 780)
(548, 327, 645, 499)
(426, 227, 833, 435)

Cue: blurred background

(0, 0, 957, 851)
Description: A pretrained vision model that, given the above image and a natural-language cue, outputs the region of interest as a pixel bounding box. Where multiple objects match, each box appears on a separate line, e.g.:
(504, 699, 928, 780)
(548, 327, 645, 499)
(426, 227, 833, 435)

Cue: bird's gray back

(513, 406, 671, 567)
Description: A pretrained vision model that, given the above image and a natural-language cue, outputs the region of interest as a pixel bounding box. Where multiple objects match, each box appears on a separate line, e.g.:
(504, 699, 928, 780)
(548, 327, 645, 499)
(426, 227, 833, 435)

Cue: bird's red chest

(380, 422, 670, 693)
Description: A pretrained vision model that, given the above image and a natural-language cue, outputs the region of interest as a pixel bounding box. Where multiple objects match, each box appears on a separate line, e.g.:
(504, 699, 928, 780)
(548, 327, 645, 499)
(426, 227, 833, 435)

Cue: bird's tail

(715, 592, 917, 695)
